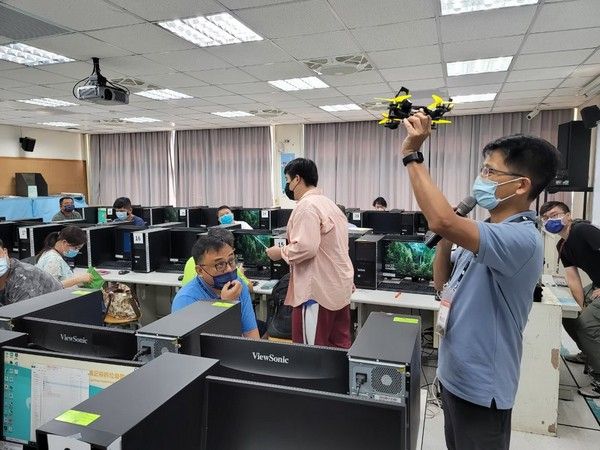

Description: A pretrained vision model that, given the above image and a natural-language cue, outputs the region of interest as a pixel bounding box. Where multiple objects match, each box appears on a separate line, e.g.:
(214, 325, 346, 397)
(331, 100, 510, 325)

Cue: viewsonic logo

(60, 334, 88, 345)
(252, 352, 290, 364)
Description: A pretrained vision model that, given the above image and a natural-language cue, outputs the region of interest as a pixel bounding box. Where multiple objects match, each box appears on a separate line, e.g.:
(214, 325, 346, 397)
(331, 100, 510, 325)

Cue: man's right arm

(433, 239, 453, 291)
(564, 266, 585, 308)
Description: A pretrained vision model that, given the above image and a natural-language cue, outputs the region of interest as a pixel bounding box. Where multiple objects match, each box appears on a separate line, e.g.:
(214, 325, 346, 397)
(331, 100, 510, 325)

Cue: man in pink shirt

(266, 158, 354, 348)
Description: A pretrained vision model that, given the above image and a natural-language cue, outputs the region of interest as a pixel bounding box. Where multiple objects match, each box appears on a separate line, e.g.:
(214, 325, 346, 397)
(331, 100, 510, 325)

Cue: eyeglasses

(480, 166, 524, 178)
(200, 256, 237, 273)
(540, 213, 565, 223)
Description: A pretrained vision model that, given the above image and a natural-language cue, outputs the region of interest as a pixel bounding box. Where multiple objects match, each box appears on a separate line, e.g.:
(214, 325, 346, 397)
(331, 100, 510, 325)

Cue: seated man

(217, 205, 252, 229)
(52, 196, 82, 222)
(540, 201, 600, 398)
(0, 238, 62, 305)
(372, 196, 388, 211)
(172, 232, 259, 339)
(112, 197, 145, 226)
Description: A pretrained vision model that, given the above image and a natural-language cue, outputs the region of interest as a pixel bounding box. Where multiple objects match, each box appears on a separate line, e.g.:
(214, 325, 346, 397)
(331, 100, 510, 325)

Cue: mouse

(178, 275, 184, 281)
(251, 281, 259, 286)
(118, 270, 130, 275)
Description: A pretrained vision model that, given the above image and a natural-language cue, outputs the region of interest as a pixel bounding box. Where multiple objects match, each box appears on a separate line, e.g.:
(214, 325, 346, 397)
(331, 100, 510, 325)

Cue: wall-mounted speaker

(19, 137, 36, 152)
(549, 120, 591, 191)
(580, 105, 600, 129)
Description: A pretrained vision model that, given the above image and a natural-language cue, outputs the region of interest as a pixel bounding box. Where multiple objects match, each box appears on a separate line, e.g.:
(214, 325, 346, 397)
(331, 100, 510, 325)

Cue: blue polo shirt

(437, 211, 542, 410)
(171, 276, 258, 335)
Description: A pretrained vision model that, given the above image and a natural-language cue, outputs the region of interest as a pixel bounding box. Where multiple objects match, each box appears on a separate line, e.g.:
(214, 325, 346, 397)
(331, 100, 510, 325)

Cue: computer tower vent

(372, 366, 404, 395)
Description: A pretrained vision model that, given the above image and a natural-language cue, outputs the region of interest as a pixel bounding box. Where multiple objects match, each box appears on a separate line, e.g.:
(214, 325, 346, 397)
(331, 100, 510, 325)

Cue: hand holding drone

(377, 87, 454, 129)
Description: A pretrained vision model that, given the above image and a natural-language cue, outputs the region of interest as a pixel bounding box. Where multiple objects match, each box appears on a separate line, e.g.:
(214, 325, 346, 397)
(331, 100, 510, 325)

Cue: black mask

(284, 181, 295, 201)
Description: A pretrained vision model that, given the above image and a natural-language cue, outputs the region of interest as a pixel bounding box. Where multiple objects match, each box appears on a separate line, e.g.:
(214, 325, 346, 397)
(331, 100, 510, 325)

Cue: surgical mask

(211, 269, 238, 290)
(284, 180, 296, 201)
(544, 218, 565, 234)
(219, 213, 234, 225)
(64, 205, 75, 212)
(115, 211, 128, 221)
(0, 256, 8, 278)
(472, 176, 522, 210)
(63, 248, 79, 259)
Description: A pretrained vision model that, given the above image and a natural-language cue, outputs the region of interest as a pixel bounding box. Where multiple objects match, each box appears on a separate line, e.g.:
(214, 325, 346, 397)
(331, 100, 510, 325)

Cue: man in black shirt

(540, 201, 600, 398)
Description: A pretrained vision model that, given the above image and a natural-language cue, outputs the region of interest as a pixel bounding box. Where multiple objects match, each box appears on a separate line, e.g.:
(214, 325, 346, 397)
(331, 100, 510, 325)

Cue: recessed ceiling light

(17, 98, 78, 107)
(158, 12, 262, 48)
(268, 76, 329, 91)
(0, 43, 74, 66)
(133, 89, 192, 100)
(121, 117, 161, 123)
(319, 104, 362, 112)
(211, 111, 254, 118)
(39, 122, 79, 127)
(447, 56, 512, 76)
(440, 0, 538, 16)
(451, 93, 496, 103)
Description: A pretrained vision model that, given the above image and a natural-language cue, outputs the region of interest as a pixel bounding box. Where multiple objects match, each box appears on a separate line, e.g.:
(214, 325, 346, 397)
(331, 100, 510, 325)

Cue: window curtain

(88, 131, 173, 206)
(175, 126, 272, 207)
(305, 109, 573, 217)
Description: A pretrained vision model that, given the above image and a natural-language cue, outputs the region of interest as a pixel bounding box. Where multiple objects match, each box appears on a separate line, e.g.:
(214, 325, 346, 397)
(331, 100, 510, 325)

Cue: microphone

(424, 196, 477, 248)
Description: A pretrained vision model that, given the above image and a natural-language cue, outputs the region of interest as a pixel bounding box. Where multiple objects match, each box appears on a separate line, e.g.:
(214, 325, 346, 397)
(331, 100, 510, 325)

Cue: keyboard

(157, 263, 186, 273)
(378, 280, 436, 295)
(98, 260, 132, 270)
(244, 270, 271, 280)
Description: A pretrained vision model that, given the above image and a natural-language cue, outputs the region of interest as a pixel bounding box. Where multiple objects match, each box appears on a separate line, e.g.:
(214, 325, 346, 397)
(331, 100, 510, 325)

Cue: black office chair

(267, 274, 292, 340)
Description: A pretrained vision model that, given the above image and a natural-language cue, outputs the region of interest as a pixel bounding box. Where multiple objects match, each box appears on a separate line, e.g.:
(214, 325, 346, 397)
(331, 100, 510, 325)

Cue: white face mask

(0, 256, 9, 277)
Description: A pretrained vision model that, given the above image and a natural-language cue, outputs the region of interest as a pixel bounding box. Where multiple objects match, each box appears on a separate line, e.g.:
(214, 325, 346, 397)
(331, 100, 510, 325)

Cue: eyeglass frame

(198, 255, 238, 273)
(480, 166, 525, 178)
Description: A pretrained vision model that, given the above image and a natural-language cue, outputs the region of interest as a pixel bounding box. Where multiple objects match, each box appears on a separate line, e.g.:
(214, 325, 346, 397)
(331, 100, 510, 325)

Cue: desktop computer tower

(75, 225, 116, 268)
(354, 235, 384, 289)
(136, 301, 242, 362)
(36, 353, 219, 450)
(132, 228, 171, 273)
(77, 206, 99, 224)
(413, 211, 428, 235)
(200, 207, 220, 227)
(132, 207, 167, 226)
(270, 235, 289, 279)
(400, 212, 415, 235)
(259, 208, 280, 230)
(18, 223, 64, 259)
(175, 207, 204, 227)
(348, 312, 421, 450)
(347, 209, 363, 227)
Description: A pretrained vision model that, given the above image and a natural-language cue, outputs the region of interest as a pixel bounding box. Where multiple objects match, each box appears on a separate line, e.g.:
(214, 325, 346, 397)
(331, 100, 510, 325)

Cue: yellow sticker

(71, 290, 92, 296)
(55, 410, 100, 426)
(393, 317, 419, 324)
(212, 301, 234, 308)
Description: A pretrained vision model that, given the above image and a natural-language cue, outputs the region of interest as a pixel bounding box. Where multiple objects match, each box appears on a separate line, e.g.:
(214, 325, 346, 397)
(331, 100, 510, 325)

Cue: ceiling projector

(74, 57, 129, 105)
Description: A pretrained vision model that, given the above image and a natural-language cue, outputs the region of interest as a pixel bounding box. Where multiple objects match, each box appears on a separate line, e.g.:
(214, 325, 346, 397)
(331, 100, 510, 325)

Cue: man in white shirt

(217, 205, 252, 230)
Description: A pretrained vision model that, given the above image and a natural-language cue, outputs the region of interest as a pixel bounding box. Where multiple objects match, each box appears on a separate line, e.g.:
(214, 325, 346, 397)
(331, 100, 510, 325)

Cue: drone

(377, 87, 454, 130)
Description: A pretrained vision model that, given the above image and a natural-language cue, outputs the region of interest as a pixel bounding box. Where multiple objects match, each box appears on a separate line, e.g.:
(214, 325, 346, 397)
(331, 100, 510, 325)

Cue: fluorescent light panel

(440, 0, 538, 16)
(268, 76, 329, 91)
(134, 89, 192, 100)
(451, 93, 496, 103)
(211, 111, 254, 118)
(319, 104, 361, 112)
(447, 56, 512, 76)
(39, 122, 79, 127)
(0, 43, 73, 66)
(121, 117, 161, 123)
(159, 12, 262, 48)
(17, 98, 77, 107)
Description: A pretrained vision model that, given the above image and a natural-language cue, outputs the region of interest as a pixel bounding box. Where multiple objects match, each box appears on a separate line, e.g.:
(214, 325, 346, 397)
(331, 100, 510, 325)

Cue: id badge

(435, 284, 455, 337)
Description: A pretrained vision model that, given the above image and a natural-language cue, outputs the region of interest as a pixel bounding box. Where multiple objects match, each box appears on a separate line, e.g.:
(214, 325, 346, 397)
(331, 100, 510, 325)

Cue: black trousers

(440, 383, 512, 450)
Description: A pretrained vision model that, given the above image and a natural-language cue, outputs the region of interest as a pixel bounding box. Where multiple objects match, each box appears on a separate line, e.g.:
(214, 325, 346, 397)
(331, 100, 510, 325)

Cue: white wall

(271, 124, 304, 208)
(0, 125, 84, 160)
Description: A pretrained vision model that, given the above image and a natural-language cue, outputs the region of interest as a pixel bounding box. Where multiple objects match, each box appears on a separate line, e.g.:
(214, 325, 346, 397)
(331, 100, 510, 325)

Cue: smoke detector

(303, 55, 373, 76)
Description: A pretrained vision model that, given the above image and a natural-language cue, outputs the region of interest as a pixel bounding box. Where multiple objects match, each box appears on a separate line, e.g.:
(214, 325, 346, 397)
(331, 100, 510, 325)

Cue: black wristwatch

(402, 151, 424, 166)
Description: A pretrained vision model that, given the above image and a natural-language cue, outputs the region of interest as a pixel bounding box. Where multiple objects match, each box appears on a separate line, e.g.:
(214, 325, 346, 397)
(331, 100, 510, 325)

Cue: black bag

(267, 274, 292, 339)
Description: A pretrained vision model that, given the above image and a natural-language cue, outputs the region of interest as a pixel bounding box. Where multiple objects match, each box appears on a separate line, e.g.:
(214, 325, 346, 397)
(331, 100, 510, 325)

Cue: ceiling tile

(328, 0, 436, 29)
(135, 72, 208, 88)
(452, 100, 494, 109)
(443, 36, 524, 62)
(507, 66, 577, 82)
(143, 49, 232, 72)
(100, 55, 175, 76)
(233, 0, 344, 39)
(274, 31, 360, 59)
(0, 60, 24, 71)
(503, 79, 564, 92)
(1, 67, 74, 84)
(352, 19, 438, 52)
(560, 76, 595, 88)
(368, 45, 441, 70)
(291, 87, 345, 100)
(188, 68, 258, 84)
(380, 64, 444, 82)
(241, 61, 314, 80)
(449, 84, 503, 96)
(587, 50, 600, 65)
(522, 28, 600, 54)
(446, 72, 507, 88)
(0, 76, 32, 88)
(440, 6, 536, 43)
(207, 95, 254, 106)
(219, 81, 275, 95)
(513, 49, 595, 70)
(24, 33, 133, 60)
(320, 70, 384, 87)
(206, 41, 292, 67)
(3, 0, 144, 31)
(107, 0, 223, 21)
(532, 0, 600, 33)
(570, 64, 600, 78)
(178, 85, 236, 97)
(35, 61, 104, 81)
(337, 83, 390, 96)
(497, 89, 551, 100)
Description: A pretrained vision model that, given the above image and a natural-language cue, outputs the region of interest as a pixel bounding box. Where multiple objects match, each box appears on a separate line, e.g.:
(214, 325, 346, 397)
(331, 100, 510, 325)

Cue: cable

(132, 346, 151, 361)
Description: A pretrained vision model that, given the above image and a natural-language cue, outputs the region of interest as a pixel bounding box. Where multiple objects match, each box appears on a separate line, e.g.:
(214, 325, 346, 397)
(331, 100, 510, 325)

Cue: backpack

(267, 274, 292, 339)
(102, 282, 141, 322)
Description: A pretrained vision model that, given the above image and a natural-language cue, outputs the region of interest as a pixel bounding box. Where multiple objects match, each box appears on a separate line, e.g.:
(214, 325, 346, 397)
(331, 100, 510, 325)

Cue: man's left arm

(401, 113, 480, 253)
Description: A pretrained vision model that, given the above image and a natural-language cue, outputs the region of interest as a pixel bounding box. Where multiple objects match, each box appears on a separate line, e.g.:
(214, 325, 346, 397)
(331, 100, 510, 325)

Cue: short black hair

(59, 196, 74, 206)
(0, 238, 4, 249)
(192, 234, 233, 265)
(284, 158, 318, 187)
(372, 197, 387, 208)
(207, 227, 235, 247)
(539, 201, 570, 217)
(36, 226, 86, 261)
(113, 197, 132, 209)
(217, 205, 231, 213)
(482, 134, 560, 200)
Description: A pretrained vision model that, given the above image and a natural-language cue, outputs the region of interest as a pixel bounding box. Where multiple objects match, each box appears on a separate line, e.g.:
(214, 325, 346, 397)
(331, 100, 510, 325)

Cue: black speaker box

(580, 105, 600, 129)
(550, 121, 591, 190)
(19, 137, 36, 152)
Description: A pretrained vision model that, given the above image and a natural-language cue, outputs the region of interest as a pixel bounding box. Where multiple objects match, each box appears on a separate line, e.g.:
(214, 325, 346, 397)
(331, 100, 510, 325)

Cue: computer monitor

(2, 347, 141, 446)
(201, 376, 406, 450)
(113, 225, 144, 260)
(276, 209, 293, 228)
(169, 227, 205, 263)
(200, 334, 348, 393)
(233, 230, 271, 270)
(362, 211, 404, 234)
(0, 222, 15, 257)
(235, 208, 261, 229)
(381, 236, 435, 281)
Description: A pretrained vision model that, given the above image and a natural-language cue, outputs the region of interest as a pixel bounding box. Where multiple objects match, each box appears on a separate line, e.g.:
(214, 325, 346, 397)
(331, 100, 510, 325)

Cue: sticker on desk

(212, 302, 234, 308)
(55, 409, 100, 426)
(261, 210, 269, 218)
(274, 238, 286, 248)
(393, 317, 419, 324)
(133, 233, 144, 244)
(352, 212, 361, 221)
(179, 209, 187, 217)
(18, 227, 27, 240)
